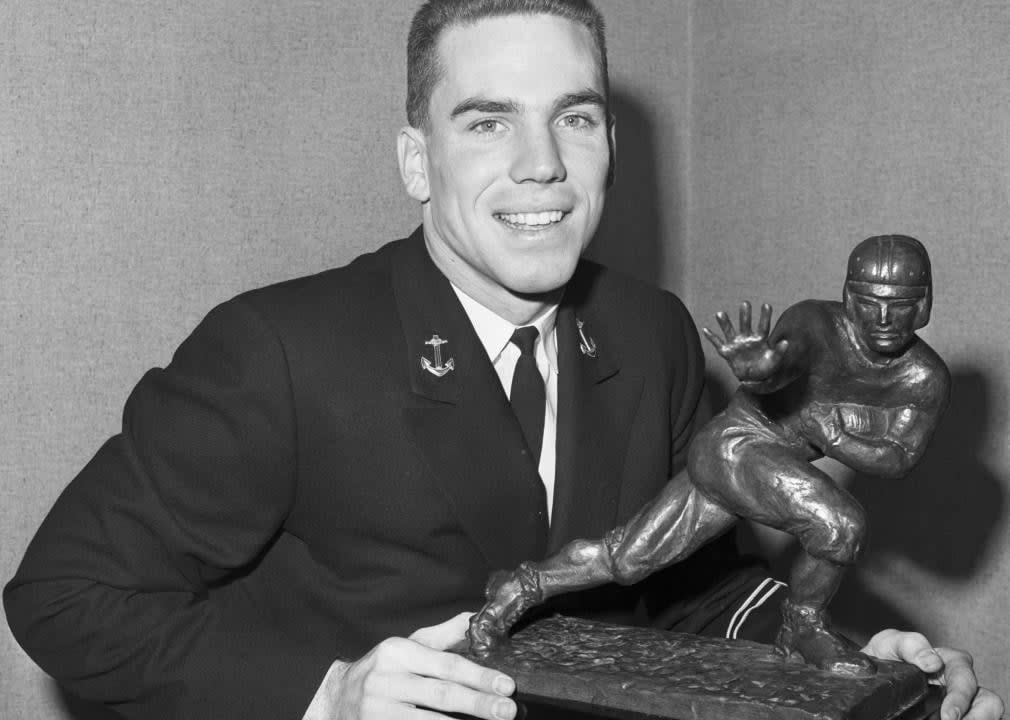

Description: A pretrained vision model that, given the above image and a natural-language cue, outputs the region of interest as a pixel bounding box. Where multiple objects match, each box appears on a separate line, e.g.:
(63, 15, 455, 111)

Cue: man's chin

(505, 264, 582, 301)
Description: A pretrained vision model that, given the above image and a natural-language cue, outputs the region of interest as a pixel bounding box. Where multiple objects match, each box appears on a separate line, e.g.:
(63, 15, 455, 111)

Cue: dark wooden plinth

(464, 616, 931, 720)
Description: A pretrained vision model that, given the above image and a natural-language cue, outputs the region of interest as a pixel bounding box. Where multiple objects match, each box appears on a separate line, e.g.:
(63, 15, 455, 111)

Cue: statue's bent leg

(608, 473, 736, 585)
(690, 429, 873, 676)
(468, 473, 734, 656)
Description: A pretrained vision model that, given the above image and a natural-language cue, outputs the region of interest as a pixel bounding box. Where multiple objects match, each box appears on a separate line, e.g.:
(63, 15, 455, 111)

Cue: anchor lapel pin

(421, 334, 455, 377)
(576, 318, 597, 358)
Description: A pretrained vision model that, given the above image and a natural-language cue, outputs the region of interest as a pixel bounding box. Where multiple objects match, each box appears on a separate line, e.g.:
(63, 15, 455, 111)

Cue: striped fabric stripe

(726, 577, 787, 640)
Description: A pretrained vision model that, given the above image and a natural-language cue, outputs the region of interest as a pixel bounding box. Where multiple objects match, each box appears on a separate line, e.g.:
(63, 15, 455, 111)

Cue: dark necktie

(509, 326, 545, 462)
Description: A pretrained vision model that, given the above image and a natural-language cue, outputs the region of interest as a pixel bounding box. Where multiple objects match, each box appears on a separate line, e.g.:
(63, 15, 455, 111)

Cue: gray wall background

(2, 1, 1006, 717)
(686, 1, 1010, 704)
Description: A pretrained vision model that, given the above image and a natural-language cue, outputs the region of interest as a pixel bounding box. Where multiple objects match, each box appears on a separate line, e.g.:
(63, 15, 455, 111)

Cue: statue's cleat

(485, 569, 520, 602)
(822, 652, 877, 677)
(467, 610, 506, 658)
(777, 601, 877, 678)
(470, 563, 545, 656)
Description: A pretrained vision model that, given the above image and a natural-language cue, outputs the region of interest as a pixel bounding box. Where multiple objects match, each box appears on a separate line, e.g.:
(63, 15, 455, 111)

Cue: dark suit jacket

(6, 230, 768, 719)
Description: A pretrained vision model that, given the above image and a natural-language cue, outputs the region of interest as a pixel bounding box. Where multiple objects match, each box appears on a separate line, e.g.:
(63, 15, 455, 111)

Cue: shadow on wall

(587, 87, 668, 290)
(833, 366, 1007, 635)
(716, 366, 1008, 637)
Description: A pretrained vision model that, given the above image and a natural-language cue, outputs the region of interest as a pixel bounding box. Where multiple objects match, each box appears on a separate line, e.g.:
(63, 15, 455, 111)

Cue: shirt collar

(451, 284, 559, 373)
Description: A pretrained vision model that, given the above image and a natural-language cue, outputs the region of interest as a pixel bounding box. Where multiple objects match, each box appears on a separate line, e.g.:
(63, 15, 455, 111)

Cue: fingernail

(493, 675, 515, 695)
(494, 698, 516, 720)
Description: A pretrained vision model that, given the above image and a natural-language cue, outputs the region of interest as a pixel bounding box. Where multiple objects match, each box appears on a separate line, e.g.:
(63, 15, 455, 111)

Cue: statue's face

(844, 283, 927, 356)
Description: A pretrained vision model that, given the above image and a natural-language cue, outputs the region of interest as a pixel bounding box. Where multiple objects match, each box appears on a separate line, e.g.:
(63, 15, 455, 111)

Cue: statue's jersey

(743, 300, 949, 454)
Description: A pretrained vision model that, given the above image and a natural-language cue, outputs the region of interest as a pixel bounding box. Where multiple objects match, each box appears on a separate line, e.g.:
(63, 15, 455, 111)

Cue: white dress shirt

(451, 285, 559, 522)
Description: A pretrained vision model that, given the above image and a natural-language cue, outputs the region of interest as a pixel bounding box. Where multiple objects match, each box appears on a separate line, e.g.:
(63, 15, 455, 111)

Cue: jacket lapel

(548, 274, 645, 553)
(393, 230, 549, 570)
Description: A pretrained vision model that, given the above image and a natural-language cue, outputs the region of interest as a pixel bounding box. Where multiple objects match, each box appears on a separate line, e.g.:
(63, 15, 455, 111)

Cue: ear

(842, 283, 855, 318)
(606, 112, 617, 189)
(913, 287, 932, 329)
(397, 126, 430, 203)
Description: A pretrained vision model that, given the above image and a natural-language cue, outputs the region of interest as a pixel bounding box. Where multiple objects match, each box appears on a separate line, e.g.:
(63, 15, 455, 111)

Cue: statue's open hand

(701, 302, 789, 384)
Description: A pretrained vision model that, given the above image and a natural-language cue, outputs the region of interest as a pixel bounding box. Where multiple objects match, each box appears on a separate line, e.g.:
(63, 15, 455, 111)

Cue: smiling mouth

(494, 210, 567, 230)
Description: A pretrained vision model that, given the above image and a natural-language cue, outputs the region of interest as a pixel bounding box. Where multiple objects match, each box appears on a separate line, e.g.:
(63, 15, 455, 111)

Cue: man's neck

(423, 233, 564, 326)
(466, 285, 563, 327)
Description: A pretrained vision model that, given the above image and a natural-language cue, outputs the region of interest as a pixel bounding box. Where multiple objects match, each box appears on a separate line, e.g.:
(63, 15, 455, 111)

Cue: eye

(470, 118, 506, 134)
(557, 113, 596, 130)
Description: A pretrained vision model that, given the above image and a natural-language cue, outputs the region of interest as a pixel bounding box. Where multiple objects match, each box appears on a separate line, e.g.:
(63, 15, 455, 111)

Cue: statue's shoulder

(906, 336, 951, 385)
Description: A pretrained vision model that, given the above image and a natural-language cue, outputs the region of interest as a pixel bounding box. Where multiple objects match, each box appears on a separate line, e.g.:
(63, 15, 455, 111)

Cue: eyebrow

(449, 89, 607, 120)
(450, 97, 521, 119)
(552, 90, 607, 114)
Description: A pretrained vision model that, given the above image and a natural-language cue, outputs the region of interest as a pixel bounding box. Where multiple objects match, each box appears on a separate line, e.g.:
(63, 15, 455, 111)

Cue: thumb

(408, 611, 474, 651)
(861, 630, 944, 674)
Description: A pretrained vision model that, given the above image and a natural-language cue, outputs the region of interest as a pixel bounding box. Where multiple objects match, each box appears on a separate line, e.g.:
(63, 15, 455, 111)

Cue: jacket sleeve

(4, 297, 333, 719)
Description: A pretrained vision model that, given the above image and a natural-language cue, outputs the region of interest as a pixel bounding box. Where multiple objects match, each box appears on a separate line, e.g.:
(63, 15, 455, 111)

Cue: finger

(739, 301, 753, 335)
(363, 696, 477, 720)
(715, 311, 735, 340)
(964, 687, 1005, 720)
(757, 303, 773, 337)
(861, 630, 943, 674)
(701, 327, 727, 352)
(410, 612, 473, 651)
(935, 648, 979, 720)
(398, 642, 514, 698)
(394, 675, 516, 720)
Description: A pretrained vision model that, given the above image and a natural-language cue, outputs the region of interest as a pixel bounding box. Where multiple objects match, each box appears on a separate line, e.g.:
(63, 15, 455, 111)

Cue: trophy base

(464, 615, 933, 720)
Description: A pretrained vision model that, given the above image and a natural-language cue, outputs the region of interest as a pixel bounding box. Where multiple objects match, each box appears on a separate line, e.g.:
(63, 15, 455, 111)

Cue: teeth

(495, 210, 564, 227)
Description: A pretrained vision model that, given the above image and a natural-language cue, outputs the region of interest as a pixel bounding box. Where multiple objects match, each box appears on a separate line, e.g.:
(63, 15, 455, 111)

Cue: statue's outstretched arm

(701, 302, 805, 394)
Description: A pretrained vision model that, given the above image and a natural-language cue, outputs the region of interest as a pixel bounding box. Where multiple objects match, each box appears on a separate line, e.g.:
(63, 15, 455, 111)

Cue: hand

(701, 301, 789, 384)
(862, 629, 1004, 720)
(800, 401, 844, 449)
(304, 612, 516, 720)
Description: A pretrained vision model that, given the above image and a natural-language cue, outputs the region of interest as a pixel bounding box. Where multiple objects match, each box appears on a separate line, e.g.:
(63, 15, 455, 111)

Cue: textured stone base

(464, 616, 929, 720)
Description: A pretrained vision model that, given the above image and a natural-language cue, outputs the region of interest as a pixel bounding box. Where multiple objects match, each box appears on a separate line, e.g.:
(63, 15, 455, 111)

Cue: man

(470, 235, 963, 678)
(4, 3, 1001, 720)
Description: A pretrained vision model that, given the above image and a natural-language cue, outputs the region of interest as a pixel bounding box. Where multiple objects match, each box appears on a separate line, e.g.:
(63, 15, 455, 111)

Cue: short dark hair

(406, 0, 609, 129)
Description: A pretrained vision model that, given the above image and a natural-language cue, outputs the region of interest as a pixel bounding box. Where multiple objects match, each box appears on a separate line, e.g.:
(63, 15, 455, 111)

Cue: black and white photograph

(2, 2, 1007, 719)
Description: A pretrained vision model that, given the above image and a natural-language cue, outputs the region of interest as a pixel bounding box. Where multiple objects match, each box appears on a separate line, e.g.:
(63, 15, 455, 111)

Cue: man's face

(844, 284, 926, 356)
(402, 14, 612, 318)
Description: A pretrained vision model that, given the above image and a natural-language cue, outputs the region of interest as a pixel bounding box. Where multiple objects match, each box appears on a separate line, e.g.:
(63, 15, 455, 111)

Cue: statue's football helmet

(844, 235, 932, 330)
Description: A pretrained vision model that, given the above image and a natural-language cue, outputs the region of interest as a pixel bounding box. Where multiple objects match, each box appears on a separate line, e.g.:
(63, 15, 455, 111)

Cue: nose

(510, 125, 566, 184)
(877, 302, 892, 325)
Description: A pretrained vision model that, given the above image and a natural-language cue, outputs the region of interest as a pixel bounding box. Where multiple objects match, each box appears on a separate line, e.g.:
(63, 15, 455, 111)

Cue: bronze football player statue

(468, 235, 950, 678)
